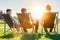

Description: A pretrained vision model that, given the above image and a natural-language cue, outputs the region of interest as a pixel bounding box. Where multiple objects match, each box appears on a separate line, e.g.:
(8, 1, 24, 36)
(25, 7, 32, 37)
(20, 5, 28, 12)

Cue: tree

(0, 10, 3, 20)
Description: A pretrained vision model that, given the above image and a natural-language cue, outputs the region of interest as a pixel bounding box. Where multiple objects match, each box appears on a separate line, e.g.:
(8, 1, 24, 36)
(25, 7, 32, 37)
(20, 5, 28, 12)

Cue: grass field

(0, 22, 60, 40)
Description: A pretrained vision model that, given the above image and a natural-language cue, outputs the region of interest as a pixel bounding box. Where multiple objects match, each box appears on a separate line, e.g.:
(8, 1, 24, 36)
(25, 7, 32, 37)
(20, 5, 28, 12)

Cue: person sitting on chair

(43, 5, 55, 32)
(20, 8, 33, 33)
(20, 8, 39, 33)
(6, 9, 20, 32)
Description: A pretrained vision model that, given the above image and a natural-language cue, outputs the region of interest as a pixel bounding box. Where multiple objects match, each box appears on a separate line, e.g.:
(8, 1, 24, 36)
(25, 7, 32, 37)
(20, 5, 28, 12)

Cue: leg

(16, 26, 20, 32)
(15, 23, 27, 33)
(14, 23, 20, 32)
(44, 27, 48, 32)
(41, 27, 43, 33)
(49, 25, 54, 32)
(23, 27, 27, 33)
(34, 20, 39, 33)
(34, 25, 38, 33)
(50, 27, 54, 32)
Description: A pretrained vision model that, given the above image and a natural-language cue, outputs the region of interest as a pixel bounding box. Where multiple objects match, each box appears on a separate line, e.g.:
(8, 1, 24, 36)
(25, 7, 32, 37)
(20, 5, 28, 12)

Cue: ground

(0, 21, 60, 40)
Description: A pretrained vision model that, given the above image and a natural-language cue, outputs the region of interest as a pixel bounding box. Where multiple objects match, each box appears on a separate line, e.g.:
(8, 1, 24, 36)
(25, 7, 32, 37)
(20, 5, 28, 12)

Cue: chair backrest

(17, 13, 32, 29)
(43, 12, 56, 28)
(2, 14, 13, 28)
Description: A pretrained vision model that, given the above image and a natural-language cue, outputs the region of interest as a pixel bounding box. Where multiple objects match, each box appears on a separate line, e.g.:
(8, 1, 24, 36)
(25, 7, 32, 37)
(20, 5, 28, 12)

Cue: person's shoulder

(17, 13, 22, 15)
(26, 13, 30, 14)
(43, 12, 51, 15)
(43, 12, 55, 14)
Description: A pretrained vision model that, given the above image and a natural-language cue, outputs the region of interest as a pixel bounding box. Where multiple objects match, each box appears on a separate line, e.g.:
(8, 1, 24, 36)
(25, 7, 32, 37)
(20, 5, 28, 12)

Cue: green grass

(0, 22, 60, 40)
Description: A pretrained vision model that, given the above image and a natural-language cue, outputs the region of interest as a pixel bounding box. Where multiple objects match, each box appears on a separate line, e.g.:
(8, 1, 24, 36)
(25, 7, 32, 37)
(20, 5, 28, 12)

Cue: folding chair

(2, 14, 19, 35)
(17, 13, 37, 33)
(42, 12, 58, 34)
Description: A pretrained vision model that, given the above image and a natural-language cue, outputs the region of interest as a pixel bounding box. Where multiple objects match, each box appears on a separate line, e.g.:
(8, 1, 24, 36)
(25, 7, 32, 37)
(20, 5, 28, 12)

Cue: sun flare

(31, 7, 45, 19)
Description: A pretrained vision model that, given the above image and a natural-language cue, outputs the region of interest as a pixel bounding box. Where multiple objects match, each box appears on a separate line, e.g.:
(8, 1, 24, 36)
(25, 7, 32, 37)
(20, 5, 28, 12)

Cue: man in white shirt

(6, 9, 20, 32)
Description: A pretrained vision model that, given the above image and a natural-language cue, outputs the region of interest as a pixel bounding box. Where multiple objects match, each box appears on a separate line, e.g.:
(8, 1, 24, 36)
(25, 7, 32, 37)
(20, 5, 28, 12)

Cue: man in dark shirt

(43, 5, 55, 32)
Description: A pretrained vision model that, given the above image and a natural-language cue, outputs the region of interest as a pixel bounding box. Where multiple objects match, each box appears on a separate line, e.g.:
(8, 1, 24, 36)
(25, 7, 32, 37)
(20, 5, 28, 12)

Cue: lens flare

(31, 7, 45, 19)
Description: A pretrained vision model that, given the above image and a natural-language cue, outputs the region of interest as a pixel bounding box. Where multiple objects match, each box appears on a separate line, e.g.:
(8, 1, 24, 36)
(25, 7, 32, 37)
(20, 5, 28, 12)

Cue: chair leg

(54, 24, 58, 34)
(20, 27, 24, 34)
(4, 23, 6, 35)
(54, 26, 56, 33)
(56, 25, 58, 34)
(41, 27, 43, 34)
(31, 26, 34, 34)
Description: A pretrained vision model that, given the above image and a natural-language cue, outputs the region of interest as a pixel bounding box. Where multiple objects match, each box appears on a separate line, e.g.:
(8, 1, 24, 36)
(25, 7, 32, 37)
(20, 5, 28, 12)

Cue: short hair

(21, 8, 27, 12)
(46, 5, 51, 11)
(6, 9, 11, 12)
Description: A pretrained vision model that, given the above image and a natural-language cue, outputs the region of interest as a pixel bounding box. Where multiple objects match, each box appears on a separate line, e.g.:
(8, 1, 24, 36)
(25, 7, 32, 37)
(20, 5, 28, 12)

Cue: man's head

(45, 5, 51, 11)
(6, 9, 11, 15)
(21, 8, 27, 13)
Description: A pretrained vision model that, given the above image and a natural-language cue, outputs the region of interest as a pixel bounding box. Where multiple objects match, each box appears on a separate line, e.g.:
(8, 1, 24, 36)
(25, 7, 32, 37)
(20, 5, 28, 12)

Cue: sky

(0, 0, 60, 19)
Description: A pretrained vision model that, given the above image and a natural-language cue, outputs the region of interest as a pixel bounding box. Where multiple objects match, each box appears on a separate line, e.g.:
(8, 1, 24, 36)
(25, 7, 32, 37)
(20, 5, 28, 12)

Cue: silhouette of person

(43, 5, 54, 32)
(6, 9, 20, 32)
(20, 8, 39, 33)
(20, 8, 32, 33)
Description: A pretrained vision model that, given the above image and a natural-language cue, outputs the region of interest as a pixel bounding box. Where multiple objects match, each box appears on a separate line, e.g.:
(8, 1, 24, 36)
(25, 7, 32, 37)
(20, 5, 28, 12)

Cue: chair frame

(2, 14, 17, 35)
(41, 12, 58, 34)
(17, 13, 37, 33)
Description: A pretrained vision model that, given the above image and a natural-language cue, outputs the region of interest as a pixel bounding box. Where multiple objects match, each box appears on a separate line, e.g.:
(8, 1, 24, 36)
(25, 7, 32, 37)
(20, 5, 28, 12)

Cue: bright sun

(31, 7, 45, 19)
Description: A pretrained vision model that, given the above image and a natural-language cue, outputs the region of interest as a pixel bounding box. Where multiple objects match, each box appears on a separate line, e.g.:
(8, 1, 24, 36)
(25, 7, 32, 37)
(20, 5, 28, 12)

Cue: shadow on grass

(0, 33, 13, 39)
(21, 33, 43, 40)
(45, 33, 60, 40)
